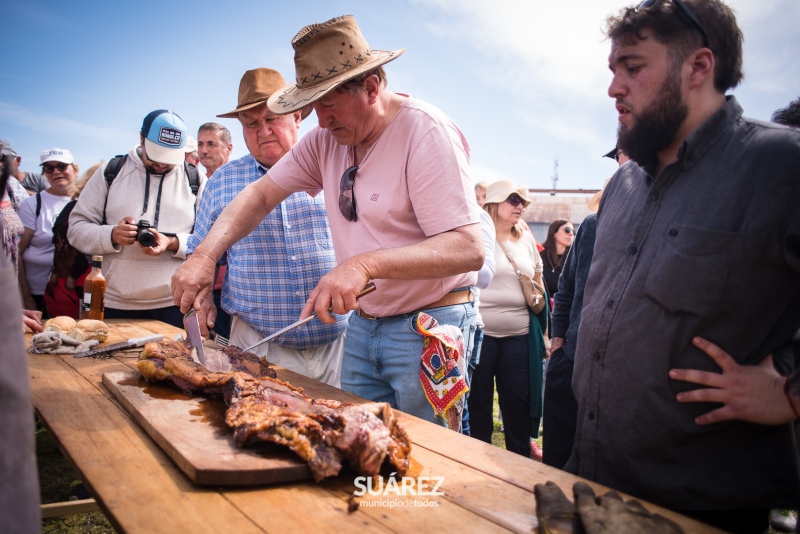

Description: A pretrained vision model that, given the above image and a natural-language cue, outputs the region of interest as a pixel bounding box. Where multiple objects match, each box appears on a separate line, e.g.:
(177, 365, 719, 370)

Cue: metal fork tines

(212, 331, 229, 347)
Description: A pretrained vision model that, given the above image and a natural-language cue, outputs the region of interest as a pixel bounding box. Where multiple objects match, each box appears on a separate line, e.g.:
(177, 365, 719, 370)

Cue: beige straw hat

(218, 68, 311, 120)
(267, 15, 405, 115)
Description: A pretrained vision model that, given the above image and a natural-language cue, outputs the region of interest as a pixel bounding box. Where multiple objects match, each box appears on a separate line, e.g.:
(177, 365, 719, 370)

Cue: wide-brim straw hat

(267, 15, 405, 115)
(218, 68, 311, 120)
(484, 180, 531, 207)
(588, 178, 611, 212)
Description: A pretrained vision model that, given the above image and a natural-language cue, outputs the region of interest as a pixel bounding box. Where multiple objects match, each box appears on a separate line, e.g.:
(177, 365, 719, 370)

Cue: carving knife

(243, 282, 377, 352)
(73, 335, 164, 359)
(184, 309, 207, 366)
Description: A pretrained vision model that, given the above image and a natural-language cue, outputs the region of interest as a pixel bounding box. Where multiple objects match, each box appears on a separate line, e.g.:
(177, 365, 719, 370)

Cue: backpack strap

(35, 191, 41, 221)
(184, 162, 200, 195)
(101, 155, 127, 225)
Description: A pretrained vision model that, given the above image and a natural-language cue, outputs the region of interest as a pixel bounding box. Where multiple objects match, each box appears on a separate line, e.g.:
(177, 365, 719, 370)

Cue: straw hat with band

(267, 15, 405, 115)
(484, 179, 531, 207)
(217, 68, 311, 120)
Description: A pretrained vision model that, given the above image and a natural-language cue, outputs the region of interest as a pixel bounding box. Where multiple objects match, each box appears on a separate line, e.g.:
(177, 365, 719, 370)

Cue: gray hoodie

(68, 146, 206, 310)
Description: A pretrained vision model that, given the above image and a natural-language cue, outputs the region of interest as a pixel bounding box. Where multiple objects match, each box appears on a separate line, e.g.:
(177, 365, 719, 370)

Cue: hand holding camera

(135, 219, 156, 247)
(112, 217, 175, 255)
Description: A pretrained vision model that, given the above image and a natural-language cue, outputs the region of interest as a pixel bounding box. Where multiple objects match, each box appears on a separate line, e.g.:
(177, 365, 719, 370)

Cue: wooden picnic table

(27, 319, 722, 533)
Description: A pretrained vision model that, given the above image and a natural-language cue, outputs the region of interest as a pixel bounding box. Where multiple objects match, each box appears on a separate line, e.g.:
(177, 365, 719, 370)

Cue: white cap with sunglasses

(484, 179, 531, 207)
(40, 148, 75, 165)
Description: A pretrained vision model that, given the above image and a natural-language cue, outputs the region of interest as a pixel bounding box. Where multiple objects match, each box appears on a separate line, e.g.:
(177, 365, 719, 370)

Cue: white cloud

(0, 101, 126, 140)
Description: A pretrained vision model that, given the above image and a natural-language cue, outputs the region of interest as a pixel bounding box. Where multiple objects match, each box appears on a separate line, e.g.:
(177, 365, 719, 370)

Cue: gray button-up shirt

(568, 97, 800, 510)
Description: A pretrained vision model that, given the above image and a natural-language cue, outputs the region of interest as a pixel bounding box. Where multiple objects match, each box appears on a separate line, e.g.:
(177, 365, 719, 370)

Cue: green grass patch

(37, 420, 114, 533)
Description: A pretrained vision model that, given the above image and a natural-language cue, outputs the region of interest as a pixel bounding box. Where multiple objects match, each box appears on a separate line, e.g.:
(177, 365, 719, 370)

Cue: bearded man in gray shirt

(565, 1, 800, 532)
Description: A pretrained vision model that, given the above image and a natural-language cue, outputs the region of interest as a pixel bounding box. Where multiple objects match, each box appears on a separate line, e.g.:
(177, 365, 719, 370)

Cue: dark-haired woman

(540, 219, 574, 304)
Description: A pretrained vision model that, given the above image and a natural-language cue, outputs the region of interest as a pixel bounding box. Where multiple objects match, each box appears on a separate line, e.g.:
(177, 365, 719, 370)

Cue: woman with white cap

(17, 148, 77, 314)
(469, 180, 548, 458)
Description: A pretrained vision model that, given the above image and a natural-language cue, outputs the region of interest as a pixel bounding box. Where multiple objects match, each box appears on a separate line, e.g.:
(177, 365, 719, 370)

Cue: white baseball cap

(184, 136, 198, 153)
(40, 148, 75, 165)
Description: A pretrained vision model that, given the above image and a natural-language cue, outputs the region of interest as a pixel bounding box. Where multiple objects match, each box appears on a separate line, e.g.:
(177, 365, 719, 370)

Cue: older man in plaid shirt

(187, 68, 346, 386)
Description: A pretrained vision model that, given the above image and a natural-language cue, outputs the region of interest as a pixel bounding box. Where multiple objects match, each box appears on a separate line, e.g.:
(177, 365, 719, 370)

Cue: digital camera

(136, 219, 156, 247)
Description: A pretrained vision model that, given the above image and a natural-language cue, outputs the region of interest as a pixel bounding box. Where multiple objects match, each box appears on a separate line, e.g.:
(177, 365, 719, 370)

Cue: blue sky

(2, 0, 798, 191)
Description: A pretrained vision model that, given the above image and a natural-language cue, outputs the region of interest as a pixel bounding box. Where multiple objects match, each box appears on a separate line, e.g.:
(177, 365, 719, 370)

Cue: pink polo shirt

(268, 96, 479, 316)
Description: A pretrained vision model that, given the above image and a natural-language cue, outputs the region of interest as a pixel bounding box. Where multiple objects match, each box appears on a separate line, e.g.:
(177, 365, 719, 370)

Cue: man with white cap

(188, 68, 347, 387)
(173, 15, 482, 425)
(183, 136, 200, 166)
(68, 110, 206, 327)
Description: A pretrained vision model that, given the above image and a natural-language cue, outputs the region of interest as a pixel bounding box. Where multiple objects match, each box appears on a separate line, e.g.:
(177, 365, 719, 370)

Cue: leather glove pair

(534, 481, 684, 534)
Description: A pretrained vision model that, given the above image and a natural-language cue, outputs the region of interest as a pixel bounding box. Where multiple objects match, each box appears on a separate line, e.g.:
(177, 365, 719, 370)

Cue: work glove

(534, 481, 583, 533)
(573, 481, 684, 534)
(29, 330, 98, 354)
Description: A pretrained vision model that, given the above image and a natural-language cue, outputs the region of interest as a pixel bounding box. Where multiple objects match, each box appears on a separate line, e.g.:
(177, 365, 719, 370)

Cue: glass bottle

(80, 255, 106, 320)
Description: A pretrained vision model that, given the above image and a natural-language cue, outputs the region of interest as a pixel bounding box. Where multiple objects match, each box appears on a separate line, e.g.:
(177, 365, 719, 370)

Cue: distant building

(523, 188, 599, 242)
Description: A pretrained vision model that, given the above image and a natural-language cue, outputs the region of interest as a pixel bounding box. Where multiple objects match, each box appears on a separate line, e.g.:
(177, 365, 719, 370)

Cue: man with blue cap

(68, 110, 206, 327)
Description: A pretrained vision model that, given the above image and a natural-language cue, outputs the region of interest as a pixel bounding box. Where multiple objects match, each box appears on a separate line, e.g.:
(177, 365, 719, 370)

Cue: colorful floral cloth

(415, 312, 468, 431)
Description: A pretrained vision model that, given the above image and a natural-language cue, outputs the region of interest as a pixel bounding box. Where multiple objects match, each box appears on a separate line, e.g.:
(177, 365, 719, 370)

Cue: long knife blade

(184, 309, 207, 366)
(73, 334, 164, 359)
(243, 282, 376, 353)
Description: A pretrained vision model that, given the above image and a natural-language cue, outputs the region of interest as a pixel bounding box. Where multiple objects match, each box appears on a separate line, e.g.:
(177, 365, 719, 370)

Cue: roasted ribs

(137, 339, 411, 482)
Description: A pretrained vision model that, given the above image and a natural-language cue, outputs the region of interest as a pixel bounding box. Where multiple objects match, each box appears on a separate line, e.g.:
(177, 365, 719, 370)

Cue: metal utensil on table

(183, 309, 207, 366)
(73, 335, 164, 359)
(243, 282, 377, 353)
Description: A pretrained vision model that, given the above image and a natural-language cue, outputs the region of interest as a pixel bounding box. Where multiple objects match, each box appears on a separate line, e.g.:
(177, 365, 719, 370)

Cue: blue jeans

(461, 327, 484, 436)
(341, 301, 477, 425)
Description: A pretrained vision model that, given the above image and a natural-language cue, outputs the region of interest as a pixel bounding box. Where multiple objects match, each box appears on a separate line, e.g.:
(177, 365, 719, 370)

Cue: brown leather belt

(356, 289, 473, 321)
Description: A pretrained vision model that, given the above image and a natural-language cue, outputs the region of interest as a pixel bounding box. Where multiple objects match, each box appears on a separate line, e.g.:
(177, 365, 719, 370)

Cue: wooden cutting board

(103, 371, 312, 486)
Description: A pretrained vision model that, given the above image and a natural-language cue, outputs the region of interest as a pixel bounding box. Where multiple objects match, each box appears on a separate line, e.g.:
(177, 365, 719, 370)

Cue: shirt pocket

(643, 223, 740, 315)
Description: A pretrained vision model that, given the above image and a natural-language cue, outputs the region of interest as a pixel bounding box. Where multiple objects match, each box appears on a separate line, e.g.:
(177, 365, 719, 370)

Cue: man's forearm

(193, 175, 289, 262)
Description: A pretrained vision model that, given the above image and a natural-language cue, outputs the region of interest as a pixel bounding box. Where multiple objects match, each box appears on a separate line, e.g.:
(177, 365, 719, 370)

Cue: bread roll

(69, 319, 110, 342)
(43, 316, 77, 333)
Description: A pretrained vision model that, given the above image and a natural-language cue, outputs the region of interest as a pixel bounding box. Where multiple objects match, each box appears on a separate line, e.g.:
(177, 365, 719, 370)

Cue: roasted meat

(138, 339, 411, 482)
(137, 339, 274, 401)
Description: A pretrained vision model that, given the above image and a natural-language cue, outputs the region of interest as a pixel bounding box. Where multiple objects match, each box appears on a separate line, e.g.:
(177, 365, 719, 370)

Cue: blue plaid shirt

(187, 154, 347, 349)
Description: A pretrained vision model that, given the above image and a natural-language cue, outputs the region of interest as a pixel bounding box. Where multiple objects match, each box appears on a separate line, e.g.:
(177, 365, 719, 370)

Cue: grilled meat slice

(226, 384, 346, 482)
(137, 339, 269, 400)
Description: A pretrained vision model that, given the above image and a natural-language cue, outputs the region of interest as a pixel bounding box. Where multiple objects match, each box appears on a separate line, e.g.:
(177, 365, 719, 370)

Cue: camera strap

(141, 169, 166, 229)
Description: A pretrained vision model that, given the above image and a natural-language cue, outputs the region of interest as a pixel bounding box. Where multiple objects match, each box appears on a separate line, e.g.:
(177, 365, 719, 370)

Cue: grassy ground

(36, 420, 115, 533)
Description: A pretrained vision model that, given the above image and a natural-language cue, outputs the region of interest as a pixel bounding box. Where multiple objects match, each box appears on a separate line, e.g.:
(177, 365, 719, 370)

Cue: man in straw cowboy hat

(187, 68, 347, 387)
(565, 0, 800, 531)
(172, 15, 483, 424)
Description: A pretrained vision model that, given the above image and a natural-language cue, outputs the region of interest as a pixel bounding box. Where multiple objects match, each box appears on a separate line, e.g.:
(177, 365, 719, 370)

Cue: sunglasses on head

(636, 0, 710, 48)
(339, 165, 359, 222)
(42, 162, 69, 174)
(505, 194, 525, 208)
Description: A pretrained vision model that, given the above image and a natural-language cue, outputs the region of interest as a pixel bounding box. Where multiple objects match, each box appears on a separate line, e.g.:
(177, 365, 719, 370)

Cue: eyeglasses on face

(505, 194, 525, 208)
(42, 162, 69, 174)
(339, 165, 359, 222)
(636, 0, 710, 48)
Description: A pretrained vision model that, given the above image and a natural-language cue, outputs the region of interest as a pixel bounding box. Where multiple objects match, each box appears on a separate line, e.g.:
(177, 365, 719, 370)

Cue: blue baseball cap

(141, 109, 187, 165)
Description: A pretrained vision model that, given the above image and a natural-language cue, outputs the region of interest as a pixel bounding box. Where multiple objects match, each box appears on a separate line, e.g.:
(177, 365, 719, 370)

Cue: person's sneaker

(530, 440, 543, 462)
(770, 509, 797, 532)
